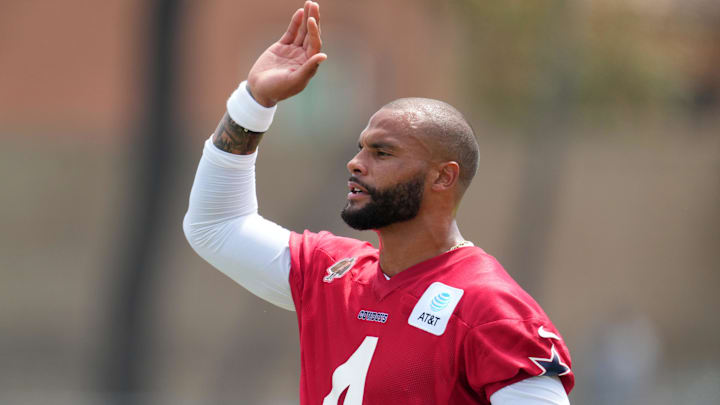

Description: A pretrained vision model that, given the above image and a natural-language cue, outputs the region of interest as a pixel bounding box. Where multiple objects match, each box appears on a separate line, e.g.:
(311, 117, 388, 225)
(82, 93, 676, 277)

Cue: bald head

(381, 98, 479, 192)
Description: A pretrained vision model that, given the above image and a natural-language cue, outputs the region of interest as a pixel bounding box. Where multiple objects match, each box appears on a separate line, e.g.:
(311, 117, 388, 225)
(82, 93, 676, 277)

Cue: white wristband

(226, 81, 277, 132)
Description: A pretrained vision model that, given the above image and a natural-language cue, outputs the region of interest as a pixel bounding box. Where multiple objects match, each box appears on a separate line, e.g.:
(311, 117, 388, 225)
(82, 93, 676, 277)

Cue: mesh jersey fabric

(288, 230, 574, 405)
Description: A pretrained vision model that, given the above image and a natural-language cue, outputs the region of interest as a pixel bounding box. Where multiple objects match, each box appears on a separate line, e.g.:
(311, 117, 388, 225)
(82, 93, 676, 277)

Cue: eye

(376, 150, 391, 157)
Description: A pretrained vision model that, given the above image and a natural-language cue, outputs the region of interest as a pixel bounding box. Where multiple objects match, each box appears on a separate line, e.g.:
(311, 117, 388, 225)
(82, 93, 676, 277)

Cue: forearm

(185, 80, 274, 224)
(183, 82, 294, 311)
(212, 80, 277, 154)
(184, 137, 261, 233)
(212, 112, 264, 155)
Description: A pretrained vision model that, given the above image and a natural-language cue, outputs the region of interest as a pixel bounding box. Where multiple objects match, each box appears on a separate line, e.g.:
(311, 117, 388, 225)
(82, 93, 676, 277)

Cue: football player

(184, 2, 574, 403)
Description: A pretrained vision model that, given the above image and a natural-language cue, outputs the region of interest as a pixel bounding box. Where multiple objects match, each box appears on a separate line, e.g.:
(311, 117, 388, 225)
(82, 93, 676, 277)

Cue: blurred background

(1, 0, 719, 404)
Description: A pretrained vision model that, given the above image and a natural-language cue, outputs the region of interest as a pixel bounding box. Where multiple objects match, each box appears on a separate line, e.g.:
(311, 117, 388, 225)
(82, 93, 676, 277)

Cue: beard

(340, 173, 425, 230)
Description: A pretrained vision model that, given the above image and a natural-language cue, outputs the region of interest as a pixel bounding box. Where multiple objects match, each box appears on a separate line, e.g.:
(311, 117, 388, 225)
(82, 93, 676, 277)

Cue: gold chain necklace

(447, 240, 474, 252)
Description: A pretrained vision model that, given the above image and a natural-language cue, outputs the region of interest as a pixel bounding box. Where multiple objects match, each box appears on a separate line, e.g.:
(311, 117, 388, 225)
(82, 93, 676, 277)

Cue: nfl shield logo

(323, 257, 357, 283)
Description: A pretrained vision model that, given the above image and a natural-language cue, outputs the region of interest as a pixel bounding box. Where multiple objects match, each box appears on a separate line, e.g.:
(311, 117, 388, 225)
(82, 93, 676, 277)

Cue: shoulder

(290, 229, 377, 262)
(289, 230, 378, 282)
(441, 247, 551, 328)
(440, 248, 575, 398)
(287, 229, 378, 305)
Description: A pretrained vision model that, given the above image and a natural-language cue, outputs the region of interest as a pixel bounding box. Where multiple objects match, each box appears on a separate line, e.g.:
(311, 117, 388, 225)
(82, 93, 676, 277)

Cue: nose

(346, 151, 367, 176)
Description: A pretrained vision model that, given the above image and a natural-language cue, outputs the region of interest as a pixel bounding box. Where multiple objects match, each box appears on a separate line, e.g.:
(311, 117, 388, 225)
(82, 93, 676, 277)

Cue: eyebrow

(358, 141, 399, 151)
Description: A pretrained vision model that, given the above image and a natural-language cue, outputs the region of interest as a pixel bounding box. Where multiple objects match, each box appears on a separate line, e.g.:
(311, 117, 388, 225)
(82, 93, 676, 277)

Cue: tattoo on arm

(212, 112, 265, 155)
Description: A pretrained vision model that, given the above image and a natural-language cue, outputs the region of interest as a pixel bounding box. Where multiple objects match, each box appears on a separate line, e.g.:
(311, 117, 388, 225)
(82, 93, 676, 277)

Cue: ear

(431, 161, 460, 192)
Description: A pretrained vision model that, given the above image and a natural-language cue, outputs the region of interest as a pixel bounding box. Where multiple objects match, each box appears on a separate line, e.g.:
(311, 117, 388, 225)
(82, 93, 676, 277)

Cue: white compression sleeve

(490, 376, 570, 405)
(183, 136, 294, 311)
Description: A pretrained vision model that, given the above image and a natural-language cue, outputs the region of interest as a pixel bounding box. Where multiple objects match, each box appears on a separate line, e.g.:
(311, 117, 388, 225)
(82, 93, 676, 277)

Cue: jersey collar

(371, 246, 483, 301)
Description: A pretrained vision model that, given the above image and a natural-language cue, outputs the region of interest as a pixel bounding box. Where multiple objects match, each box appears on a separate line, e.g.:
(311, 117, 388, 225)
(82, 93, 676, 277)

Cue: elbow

(183, 211, 207, 254)
(182, 211, 232, 258)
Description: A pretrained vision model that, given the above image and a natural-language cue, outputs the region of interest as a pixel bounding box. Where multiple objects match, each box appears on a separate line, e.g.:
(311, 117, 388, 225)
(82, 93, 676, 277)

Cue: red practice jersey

(289, 230, 574, 405)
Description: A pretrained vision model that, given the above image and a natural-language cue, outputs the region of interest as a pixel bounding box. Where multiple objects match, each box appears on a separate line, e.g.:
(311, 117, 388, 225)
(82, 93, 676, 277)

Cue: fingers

(306, 17, 322, 56)
(294, 1, 312, 46)
(310, 1, 321, 35)
(279, 8, 304, 44)
(290, 52, 328, 87)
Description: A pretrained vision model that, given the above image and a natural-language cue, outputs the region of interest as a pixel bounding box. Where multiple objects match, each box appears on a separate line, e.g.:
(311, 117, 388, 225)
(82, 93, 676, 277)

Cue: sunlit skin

(346, 108, 467, 277)
(247, 1, 326, 108)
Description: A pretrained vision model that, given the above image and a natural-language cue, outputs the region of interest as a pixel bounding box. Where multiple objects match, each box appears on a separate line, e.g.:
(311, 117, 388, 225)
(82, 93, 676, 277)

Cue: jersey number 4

(323, 336, 378, 405)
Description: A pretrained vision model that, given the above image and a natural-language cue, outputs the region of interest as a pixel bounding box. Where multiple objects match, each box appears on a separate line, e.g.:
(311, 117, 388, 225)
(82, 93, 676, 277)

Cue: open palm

(248, 1, 327, 107)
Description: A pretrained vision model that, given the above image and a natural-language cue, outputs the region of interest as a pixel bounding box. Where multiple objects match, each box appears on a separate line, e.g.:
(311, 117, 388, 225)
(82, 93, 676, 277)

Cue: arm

(183, 1, 326, 310)
(183, 126, 294, 310)
(463, 315, 574, 403)
(490, 376, 570, 405)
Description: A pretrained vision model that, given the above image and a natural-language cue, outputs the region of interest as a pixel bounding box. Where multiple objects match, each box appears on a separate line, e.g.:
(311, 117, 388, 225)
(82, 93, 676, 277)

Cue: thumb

(291, 53, 327, 86)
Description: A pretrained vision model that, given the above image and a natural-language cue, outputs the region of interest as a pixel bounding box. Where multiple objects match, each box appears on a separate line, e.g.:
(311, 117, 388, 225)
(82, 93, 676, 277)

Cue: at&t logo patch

(408, 282, 464, 336)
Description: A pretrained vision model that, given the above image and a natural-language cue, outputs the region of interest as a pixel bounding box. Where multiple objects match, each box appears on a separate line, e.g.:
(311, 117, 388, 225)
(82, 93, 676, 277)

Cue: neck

(376, 217, 465, 277)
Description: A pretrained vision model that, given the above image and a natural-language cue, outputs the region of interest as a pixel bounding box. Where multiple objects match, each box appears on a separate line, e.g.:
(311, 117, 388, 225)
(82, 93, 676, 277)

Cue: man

(184, 2, 574, 404)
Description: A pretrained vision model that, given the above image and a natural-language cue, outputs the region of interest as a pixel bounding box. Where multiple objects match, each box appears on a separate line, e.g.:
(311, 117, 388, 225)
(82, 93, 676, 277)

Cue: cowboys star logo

(323, 257, 357, 283)
(528, 345, 571, 377)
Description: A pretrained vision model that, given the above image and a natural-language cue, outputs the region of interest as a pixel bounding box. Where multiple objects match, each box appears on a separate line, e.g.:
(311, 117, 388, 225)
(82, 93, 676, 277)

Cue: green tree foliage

(452, 0, 690, 127)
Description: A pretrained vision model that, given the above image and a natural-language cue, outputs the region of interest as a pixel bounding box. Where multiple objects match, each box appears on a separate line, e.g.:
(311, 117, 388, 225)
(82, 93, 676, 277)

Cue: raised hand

(247, 1, 327, 107)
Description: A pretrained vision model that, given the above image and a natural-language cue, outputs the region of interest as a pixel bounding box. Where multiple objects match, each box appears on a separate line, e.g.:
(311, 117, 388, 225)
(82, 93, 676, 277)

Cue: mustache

(348, 176, 375, 195)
